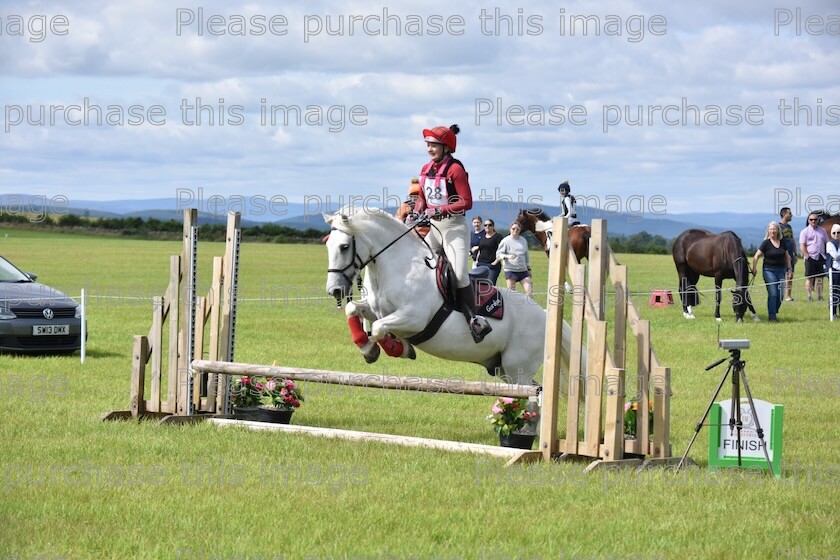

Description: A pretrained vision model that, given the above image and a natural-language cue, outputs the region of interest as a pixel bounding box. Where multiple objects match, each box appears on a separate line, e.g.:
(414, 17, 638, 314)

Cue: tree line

(0, 212, 328, 243)
(2, 212, 673, 253)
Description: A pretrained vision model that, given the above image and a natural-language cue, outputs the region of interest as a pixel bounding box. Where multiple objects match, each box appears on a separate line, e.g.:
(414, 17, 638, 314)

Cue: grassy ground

(0, 228, 838, 560)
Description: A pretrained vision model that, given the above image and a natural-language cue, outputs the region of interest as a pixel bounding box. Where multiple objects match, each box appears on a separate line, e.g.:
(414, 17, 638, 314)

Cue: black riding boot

(457, 285, 492, 343)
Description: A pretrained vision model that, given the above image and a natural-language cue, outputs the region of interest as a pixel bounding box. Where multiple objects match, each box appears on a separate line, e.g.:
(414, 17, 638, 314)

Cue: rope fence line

(1, 271, 833, 304)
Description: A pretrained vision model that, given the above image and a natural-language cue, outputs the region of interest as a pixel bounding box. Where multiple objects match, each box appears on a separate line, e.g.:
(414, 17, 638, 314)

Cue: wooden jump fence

(105, 212, 673, 470)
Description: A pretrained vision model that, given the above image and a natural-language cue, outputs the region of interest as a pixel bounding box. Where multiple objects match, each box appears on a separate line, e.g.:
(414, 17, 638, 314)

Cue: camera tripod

(676, 348, 775, 477)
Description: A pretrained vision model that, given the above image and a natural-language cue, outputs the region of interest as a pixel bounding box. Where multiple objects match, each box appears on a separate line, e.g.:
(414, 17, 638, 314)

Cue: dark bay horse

(815, 210, 840, 238)
(672, 229, 759, 322)
(516, 208, 591, 262)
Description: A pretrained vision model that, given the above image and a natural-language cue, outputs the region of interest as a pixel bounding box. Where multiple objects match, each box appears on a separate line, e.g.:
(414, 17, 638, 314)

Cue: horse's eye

(339, 244, 350, 252)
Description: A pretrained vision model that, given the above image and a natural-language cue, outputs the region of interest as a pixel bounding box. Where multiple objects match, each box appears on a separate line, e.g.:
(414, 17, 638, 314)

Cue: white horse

(324, 208, 574, 386)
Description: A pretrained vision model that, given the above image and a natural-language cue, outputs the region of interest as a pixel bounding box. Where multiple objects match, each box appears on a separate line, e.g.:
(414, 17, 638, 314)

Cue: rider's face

(426, 142, 445, 162)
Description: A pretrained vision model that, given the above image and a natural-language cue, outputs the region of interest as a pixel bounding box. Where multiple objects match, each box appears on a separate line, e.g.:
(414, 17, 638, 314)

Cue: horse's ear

(323, 213, 334, 226)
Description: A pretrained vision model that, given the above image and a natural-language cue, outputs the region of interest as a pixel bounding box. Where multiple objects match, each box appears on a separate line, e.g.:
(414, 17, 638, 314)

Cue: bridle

(326, 220, 437, 303)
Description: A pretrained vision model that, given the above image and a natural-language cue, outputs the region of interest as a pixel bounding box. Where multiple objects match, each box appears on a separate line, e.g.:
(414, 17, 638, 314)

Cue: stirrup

(468, 316, 492, 343)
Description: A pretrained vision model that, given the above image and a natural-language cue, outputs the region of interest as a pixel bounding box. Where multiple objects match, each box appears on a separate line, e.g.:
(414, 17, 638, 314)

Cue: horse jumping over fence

(672, 229, 759, 322)
(517, 208, 591, 263)
(324, 208, 575, 385)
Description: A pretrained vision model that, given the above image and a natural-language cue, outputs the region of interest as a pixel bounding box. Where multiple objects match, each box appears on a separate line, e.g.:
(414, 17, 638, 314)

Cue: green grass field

(1, 228, 838, 560)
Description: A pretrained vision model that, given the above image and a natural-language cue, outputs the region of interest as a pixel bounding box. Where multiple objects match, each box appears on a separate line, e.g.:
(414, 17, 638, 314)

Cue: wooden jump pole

(190, 360, 540, 399)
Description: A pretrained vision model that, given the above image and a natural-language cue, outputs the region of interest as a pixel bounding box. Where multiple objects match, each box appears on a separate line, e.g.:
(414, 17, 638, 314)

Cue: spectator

(494, 222, 533, 297)
(799, 212, 829, 302)
(395, 178, 429, 238)
(752, 222, 792, 322)
(778, 207, 798, 301)
(475, 219, 503, 285)
(470, 215, 483, 266)
(827, 224, 840, 319)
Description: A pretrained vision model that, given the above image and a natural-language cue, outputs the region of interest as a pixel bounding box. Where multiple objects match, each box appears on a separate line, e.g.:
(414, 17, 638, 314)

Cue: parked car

(0, 255, 82, 354)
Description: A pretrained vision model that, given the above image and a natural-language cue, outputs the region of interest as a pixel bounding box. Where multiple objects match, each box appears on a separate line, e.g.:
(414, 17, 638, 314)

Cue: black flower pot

(232, 406, 262, 422)
(256, 406, 294, 424)
(499, 433, 536, 449)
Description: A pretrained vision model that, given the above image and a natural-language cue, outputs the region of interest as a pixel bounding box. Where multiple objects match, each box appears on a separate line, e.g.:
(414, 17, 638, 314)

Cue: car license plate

(33, 325, 69, 336)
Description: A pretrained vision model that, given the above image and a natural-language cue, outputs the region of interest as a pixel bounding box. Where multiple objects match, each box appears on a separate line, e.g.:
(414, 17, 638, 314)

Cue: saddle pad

(474, 280, 504, 320)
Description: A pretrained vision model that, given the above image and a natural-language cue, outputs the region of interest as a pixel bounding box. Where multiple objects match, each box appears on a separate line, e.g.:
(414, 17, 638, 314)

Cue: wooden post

(564, 259, 586, 455)
(539, 217, 569, 461)
(165, 255, 180, 414)
(635, 319, 652, 455)
(130, 336, 149, 419)
(652, 364, 671, 458)
(582, 319, 607, 458)
(602, 360, 625, 460)
(193, 295, 206, 411)
(149, 296, 163, 413)
(207, 256, 224, 412)
(218, 212, 241, 412)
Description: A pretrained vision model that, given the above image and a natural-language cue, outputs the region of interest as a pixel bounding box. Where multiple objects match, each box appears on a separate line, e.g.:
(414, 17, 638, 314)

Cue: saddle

(408, 254, 504, 345)
(435, 253, 504, 320)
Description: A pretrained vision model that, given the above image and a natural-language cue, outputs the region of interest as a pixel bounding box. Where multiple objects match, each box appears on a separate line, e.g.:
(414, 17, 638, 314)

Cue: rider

(413, 124, 492, 343)
(557, 181, 580, 226)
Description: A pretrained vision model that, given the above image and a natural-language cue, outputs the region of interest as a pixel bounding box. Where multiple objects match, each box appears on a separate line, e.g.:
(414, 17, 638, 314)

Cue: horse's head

(323, 208, 414, 302)
(729, 240, 752, 322)
(323, 212, 366, 302)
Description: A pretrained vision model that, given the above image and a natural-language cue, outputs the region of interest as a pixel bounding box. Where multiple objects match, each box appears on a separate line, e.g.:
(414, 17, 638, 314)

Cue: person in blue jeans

(752, 221, 793, 322)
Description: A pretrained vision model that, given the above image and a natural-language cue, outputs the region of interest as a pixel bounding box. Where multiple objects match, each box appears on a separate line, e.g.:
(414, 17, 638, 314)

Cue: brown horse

(672, 229, 759, 322)
(516, 207, 591, 262)
(815, 210, 840, 238)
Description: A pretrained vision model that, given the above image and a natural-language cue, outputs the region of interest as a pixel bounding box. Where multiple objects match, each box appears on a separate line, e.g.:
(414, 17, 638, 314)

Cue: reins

(327, 219, 438, 304)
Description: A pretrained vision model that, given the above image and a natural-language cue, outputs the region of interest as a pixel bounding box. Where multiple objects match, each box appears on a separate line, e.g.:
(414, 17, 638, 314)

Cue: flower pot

(232, 405, 262, 422)
(256, 405, 294, 424)
(499, 433, 536, 449)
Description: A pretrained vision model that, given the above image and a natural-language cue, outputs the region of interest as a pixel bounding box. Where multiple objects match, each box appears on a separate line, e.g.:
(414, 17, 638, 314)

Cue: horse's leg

(746, 290, 760, 321)
(347, 301, 416, 360)
(345, 301, 381, 363)
(677, 265, 696, 319)
(714, 275, 723, 322)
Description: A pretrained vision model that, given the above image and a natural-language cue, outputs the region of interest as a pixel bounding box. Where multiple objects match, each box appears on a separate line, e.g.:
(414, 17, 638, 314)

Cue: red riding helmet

(422, 124, 459, 152)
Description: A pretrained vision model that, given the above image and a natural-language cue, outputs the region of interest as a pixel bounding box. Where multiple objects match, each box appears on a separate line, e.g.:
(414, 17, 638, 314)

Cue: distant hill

(1, 193, 789, 246)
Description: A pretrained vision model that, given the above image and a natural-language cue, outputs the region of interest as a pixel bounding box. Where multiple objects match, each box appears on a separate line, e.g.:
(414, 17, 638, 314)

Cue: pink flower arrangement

(487, 397, 538, 436)
(231, 376, 303, 410)
(231, 376, 265, 408)
(264, 377, 304, 410)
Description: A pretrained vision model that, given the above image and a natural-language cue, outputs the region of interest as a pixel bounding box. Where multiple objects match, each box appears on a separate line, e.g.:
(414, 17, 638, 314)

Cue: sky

(1, 0, 838, 218)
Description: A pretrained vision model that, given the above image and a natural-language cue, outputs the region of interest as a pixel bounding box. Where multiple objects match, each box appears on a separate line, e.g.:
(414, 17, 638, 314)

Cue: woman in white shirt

(827, 224, 840, 318)
(494, 222, 533, 297)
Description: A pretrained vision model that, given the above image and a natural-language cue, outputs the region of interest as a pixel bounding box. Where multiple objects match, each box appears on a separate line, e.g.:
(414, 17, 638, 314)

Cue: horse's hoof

(736, 318, 743, 323)
(753, 315, 761, 322)
(716, 317, 722, 322)
(363, 344, 381, 364)
(683, 313, 695, 319)
(407, 345, 416, 360)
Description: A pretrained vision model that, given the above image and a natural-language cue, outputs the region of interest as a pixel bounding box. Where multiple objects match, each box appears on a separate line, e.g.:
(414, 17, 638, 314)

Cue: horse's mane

(522, 207, 551, 222)
(333, 206, 414, 237)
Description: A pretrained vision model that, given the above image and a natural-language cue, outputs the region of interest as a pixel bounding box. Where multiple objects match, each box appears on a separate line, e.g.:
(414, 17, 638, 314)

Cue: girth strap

(406, 303, 453, 345)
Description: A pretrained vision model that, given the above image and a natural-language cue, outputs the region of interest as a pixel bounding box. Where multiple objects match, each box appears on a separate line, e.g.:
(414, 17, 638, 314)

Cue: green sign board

(708, 399, 783, 478)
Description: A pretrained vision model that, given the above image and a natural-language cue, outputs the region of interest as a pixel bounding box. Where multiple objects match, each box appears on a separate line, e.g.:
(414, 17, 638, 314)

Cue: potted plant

(231, 376, 264, 421)
(623, 398, 654, 439)
(256, 377, 304, 424)
(487, 397, 539, 449)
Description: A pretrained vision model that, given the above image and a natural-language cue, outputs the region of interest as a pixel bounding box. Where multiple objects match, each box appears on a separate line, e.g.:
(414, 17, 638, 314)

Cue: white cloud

(0, 1, 837, 216)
